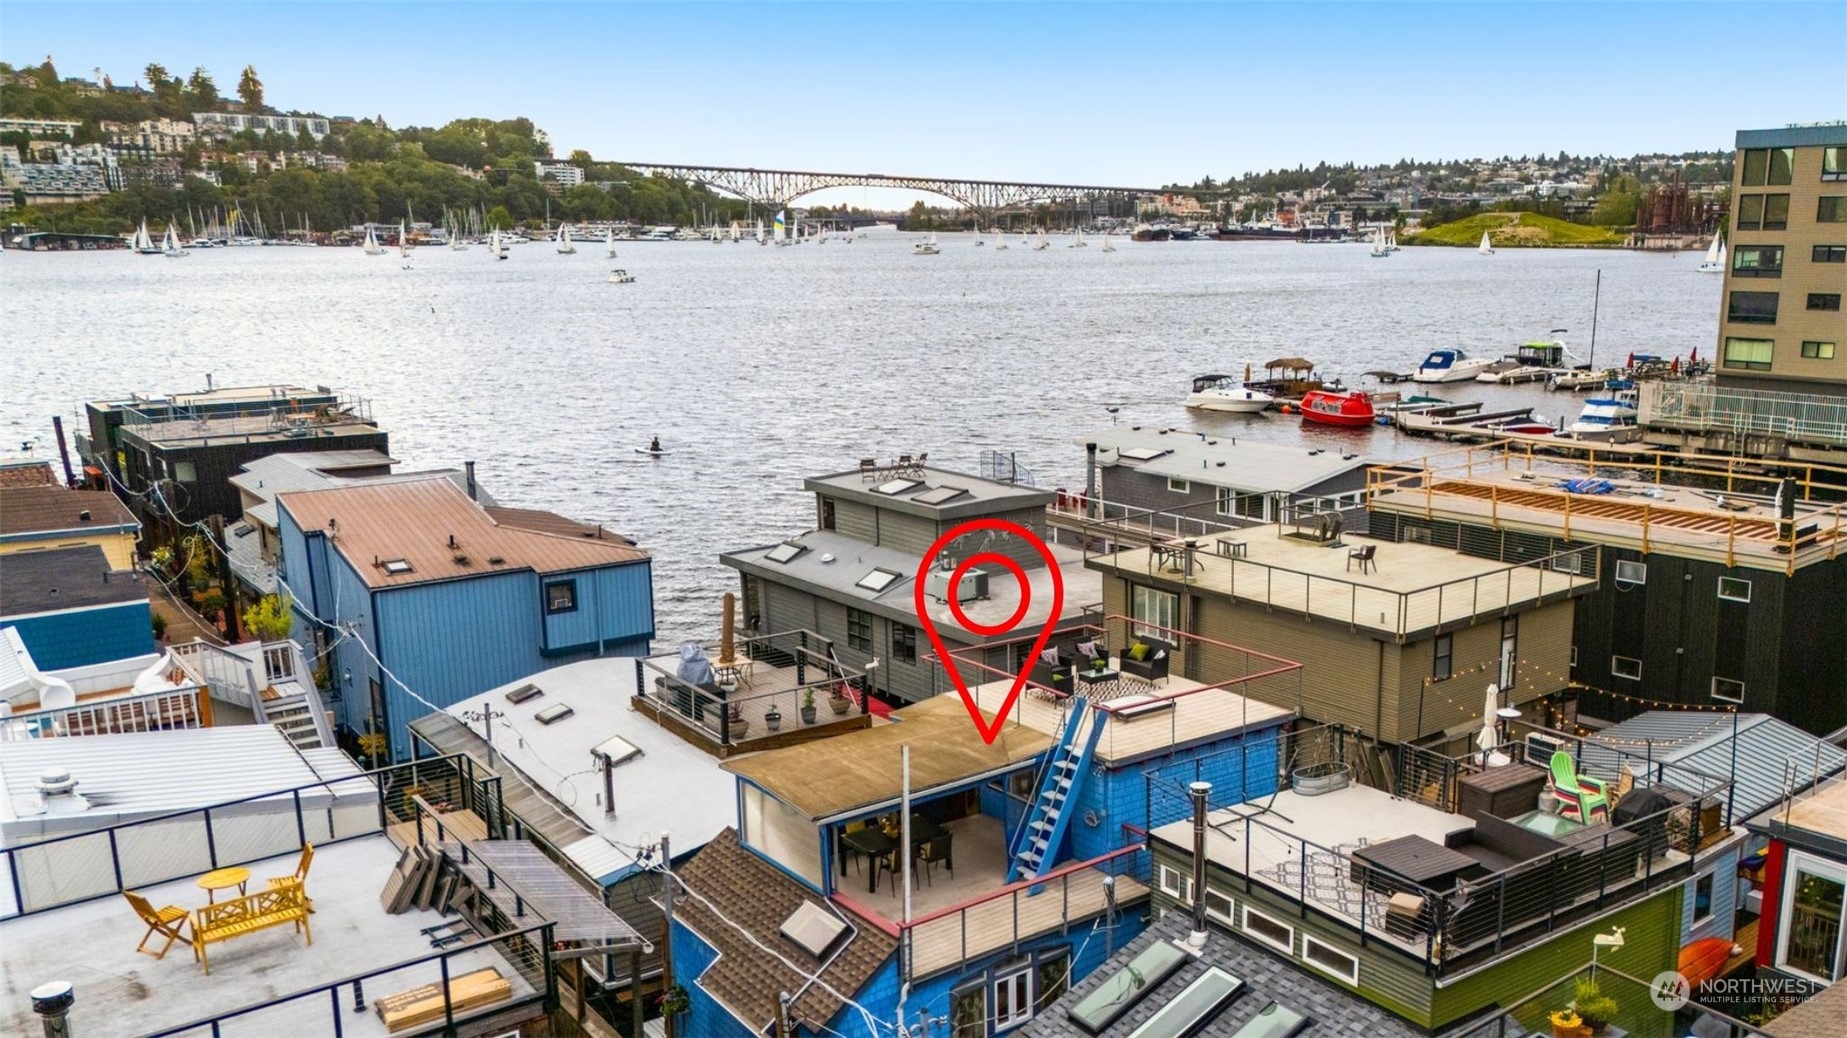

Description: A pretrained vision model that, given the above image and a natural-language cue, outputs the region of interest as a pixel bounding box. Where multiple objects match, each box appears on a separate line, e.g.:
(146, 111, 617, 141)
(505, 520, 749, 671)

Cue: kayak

(635, 448, 670, 457)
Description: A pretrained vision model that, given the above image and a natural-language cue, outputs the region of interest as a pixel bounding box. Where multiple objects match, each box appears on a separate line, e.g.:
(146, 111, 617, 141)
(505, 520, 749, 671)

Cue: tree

(188, 66, 218, 107)
(241, 593, 293, 641)
(236, 64, 264, 110)
(485, 203, 513, 229)
(38, 54, 57, 87)
(144, 63, 168, 90)
(568, 148, 592, 169)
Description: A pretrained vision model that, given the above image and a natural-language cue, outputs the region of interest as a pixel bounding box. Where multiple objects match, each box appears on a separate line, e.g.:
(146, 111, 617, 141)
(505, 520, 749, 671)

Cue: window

(1694, 871, 1716, 925)
(1241, 905, 1294, 954)
(872, 478, 921, 496)
(1819, 197, 1847, 223)
(1712, 676, 1746, 704)
(1731, 245, 1783, 277)
(993, 964, 1032, 1029)
(1158, 863, 1194, 902)
(1433, 634, 1453, 681)
(892, 623, 917, 664)
(1718, 576, 1753, 602)
(855, 568, 903, 593)
(1736, 194, 1790, 230)
(1612, 655, 1642, 680)
(1033, 950, 1070, 1011)
(1225, 1003, 1312, 1038)
(545, 580, 577, 613)
(1549, 550, 1585, 575)
(846, 608, 872, 652)
(1205, 886, 1234, 923)
(381, 558, 414, 575)
(1728, 291, 1780, 325)
(1499, 616, 1518, 690)
(1778, 854, 1847, 983)
(1723, 337, 1776, 372)
(1302, 933, 1361, 984)
(1131, 584, 1179, 639)
(172, 460, 197, 482)
(534, 703, 575, 725)
(913, 485, 969, 506)
(1825, 146, 1846, 182)
(1816, 245, 1847, 263)
(1740, 147, 1794, 187)
(1803, 341, 1838, 359)
(1808, 294, 1842, 312)
(1615, 559, 1647, 586)
(764, 542, 806, 564)
(1132, 968, 1247, 1036)
(1066, 942, 1188, 1034)
(949, 983, 985, 1038)
(1168, 477, 1190, 494)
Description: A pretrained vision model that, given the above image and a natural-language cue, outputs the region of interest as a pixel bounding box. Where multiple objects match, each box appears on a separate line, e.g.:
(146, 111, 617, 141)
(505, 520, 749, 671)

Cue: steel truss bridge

(612, 161, 1161, 214)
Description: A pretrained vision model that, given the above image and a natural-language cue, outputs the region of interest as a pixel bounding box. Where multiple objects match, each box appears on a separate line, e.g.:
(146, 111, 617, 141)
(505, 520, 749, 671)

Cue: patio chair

(1347, 544, 1377, 573)
(859, 458, 879, 481)
(124, 890, 190, 959)
(269, 843, 315, 910)
(1547, 751, 1610, 824)
(918, 833, 954, 885)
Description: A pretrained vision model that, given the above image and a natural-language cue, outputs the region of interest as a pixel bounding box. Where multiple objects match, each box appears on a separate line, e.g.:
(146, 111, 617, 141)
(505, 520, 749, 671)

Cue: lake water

(1, 231, 1722, 643)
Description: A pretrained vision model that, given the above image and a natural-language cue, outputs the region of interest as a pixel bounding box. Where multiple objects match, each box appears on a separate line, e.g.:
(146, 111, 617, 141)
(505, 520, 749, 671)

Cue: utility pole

(207, 514, 240, 642)
(660, 832, 676, 1038)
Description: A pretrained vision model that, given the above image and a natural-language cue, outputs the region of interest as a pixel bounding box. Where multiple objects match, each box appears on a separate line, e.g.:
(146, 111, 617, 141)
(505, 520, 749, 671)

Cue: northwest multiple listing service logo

(1649, 971, 1692, 1011)
(914, 518, 1063, 744)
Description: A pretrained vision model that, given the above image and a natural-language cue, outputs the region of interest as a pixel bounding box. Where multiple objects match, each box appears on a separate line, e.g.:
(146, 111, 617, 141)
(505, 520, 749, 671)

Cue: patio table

(196, 866, 251, 903)
(840, 816, 950, 893)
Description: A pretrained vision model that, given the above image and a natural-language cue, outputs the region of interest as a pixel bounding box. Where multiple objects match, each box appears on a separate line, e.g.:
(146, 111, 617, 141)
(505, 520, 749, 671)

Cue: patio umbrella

(1476, 684, 1509, 765)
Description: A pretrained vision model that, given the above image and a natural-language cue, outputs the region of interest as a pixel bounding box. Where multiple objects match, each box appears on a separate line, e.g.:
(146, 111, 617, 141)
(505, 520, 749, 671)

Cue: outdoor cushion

(1128, 642, 1151, 662)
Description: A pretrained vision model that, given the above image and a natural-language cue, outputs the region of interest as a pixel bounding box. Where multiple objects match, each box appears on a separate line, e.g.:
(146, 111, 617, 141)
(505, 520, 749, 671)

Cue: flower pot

(830, 696, 851, 716)
(765, 711, 782, 732)
(801, 706, 817, 725)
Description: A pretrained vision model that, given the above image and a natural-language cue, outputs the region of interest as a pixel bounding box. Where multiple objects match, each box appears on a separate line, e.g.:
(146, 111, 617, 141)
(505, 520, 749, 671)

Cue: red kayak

(1299, 390, 1377, 427)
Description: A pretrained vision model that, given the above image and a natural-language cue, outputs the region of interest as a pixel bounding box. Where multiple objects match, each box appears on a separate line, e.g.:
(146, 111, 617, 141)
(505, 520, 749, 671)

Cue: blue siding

(3, 602, 153, 670)
(1684, 843, 1744, 944)
(671, 921, 755, 1037)
(542, 561, 656, 655)
(898, 922, 1150, 1035)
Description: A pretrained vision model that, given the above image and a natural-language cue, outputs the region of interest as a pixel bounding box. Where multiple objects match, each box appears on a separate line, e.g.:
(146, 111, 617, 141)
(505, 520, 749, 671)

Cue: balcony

(633, 628, 871, 754)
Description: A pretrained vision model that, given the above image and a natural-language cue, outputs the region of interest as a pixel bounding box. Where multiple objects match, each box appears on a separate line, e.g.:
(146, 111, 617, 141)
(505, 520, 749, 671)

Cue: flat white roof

(439, 658, 735, 881)
(0, 725, 362, 843)
(1083, 426, 1370, 494)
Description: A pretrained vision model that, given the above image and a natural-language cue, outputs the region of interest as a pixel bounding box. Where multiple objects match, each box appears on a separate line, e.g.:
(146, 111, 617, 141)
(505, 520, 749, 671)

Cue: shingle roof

(672, 828, 896, 1030)
(276, 477, 647, 589)
(1763, 966, 1847, 1036)
(1579, 711, 1847, 821)
(0, 545, 146, 617)
(0, 462, 57, 489)
(0, 486, 138, 537)
(1025, 910, 1433, 1038)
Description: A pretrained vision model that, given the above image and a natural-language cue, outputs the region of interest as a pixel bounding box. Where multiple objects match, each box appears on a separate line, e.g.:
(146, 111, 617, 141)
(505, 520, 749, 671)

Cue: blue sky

(8, 2, 1844, 191)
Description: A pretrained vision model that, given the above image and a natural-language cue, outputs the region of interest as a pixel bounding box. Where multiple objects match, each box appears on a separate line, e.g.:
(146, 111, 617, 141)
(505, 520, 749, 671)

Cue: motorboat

(1568, 389, 1639, 438)
(1546, 369, 1614, 392)
(1185, 375, 1274, 413)
(608, 268, 635, 284)
(1413, 349, 1495, 383)
(1298, 390, 1377, 428)
(913, 232, 941, 255)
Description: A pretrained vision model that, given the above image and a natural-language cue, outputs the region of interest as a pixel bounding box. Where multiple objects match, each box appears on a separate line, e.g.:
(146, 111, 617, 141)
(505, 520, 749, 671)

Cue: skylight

(381, 558, 414, 574)
(764, 542, 807, 564)
(1125, 966, 1245, 1038)
(1118, 447, 1171, 462)
(872, 478, 922, 496)
(591, 735, 641, 767)
(913, 485, 969, 506)
(1224, 1003, 1310, 1038)
(856, 568, 903, 593)
(506, 684, 543, 705)
(1066, 940, 1187, 1033)
(779, 902, 848, 959)
(534, 703, 575, 725)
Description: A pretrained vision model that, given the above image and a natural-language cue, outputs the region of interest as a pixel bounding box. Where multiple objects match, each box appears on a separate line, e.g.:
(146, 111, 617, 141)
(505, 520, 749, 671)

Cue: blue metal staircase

(1006, 697, 1104, 884)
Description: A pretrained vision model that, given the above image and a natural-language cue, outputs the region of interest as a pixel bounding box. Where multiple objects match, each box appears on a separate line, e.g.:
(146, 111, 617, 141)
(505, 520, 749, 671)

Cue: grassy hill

(1407, 212, 1626, 248)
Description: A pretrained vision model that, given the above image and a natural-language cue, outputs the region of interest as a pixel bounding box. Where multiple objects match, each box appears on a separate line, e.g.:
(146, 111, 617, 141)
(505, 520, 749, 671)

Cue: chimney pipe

(1188, 781, 1211, 949)
(1084, 442, 1099, 519)
(30, 981, 74, 1038)
(465, 461, 477, 501)
(205, 373, 214, 393)
(50, 416, 77, 487)
(719, 593, 737, 667)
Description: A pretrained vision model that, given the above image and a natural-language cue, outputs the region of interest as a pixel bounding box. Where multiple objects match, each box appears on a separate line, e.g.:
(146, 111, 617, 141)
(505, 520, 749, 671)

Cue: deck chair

(1347, 544, 1377, 573)
(1548, 751, 1610, 823)
(918, 834, 954, 885)
(125, 890, 190, 959)
(269, 843, 315, 909)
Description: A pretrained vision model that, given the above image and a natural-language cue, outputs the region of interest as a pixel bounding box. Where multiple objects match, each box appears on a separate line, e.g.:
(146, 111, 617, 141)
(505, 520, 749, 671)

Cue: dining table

(839, 815, 950, 893)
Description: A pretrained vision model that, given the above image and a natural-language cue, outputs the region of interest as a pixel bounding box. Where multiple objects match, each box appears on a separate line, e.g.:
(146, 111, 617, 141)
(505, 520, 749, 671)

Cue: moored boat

(1413, 348, 1495, 383)
(1185, 375, 1274, 413)
(1568, 388, 1640, 438)
(1298, 389, 1377, 427)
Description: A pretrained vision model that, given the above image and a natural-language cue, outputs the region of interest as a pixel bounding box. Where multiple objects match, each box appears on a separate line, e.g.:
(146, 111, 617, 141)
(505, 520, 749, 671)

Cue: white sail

(162, 224, 187, 257)
(605, 228, 617, 258)
(363, 225, 382, 255)
(1101, 233, 1115, 253)
(1479, 231, 1494, 255)
(398, 222, 409, 258)
(557, 223, 576, 254)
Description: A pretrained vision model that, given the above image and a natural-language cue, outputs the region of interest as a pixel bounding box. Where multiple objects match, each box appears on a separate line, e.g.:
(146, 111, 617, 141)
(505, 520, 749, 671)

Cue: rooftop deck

(1090, 528, 1595, 637)
(636, 630, 874, 754)
(966, 675, 1294, 765)
(0, 837, 533, 1037)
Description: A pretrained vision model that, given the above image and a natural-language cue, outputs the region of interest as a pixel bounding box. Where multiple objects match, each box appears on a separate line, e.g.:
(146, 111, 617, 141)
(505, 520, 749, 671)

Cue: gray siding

(763, 581, 818, 636)
(833, 498, 878, 542)
(876, 510, 939, 556)
(877, 616, 937, 702)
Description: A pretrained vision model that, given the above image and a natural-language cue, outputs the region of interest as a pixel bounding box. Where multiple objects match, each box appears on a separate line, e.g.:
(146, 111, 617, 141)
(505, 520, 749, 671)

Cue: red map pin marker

(914, 517, 1064, 745)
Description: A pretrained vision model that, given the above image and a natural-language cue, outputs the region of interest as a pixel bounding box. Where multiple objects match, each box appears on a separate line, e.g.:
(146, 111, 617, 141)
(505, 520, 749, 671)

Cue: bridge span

(612, 161, 1161, 214)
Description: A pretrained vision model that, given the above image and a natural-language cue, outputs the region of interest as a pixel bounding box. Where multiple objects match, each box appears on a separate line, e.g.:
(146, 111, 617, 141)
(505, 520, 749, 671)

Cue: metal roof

(1581, 711, 1847, 821)
(0, 486, 139, 537)
(1082, 426, 1370, 494)
(277, 477, 646, 589)
(0, 545, 146, 617)
(230, 451, 471, 531)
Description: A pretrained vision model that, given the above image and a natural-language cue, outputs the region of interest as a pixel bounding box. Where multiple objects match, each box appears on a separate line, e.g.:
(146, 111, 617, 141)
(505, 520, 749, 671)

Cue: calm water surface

(2, 232, 1721, 642)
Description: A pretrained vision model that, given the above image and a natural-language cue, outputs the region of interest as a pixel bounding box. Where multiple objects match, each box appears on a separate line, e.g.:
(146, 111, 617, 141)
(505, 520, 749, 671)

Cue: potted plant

(829, 683, 852, 715)
(765, 705, 783, 732)
(151, 612, 168, 642)
(657, 982, 690, 1016)
(1574, 977, 1618, 1034)
(1549, 1009, 1589, 1038)
(725, 701, 750, 739)
(800, 689, 817, 725)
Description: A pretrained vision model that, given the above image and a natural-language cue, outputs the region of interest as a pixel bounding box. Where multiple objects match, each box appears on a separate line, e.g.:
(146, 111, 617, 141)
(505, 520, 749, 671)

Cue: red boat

(1298, 390, 1376, 427)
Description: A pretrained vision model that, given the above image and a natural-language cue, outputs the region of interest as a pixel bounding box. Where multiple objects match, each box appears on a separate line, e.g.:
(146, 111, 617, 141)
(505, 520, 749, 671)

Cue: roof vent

(78, 510, 92, 522)
(780, 902, 848, 959)
(534, 703, 575, 725)
(506, 683, 543, 704)
(488, 555, 506, 565)
(36, 768, 90, 815)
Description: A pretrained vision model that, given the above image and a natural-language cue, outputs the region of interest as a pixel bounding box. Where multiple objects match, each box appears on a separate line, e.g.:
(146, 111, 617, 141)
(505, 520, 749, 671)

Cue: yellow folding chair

(124, 891, 190, 959)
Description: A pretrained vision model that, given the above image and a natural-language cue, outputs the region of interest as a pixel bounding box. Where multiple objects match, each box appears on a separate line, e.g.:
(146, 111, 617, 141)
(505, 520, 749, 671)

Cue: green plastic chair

(1548, 750, 1610, 823)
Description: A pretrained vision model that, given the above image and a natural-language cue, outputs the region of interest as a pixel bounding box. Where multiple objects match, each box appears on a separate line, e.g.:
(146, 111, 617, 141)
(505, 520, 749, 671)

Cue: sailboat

(1369, 226, 1391, 258)
(1478, 231, 1494, 256)
(1697, 231, 1726, 273)
(845, 223, 855, 244)
(1033, 228, 1049, 251)
(491, 229, 508, 260)
(398, 222, 412, 269)
(774, 210, 791, 246)
(449, 213, 468, 251)
(1100, 233, 1115, 253)
(974, 221, 984, 247)
(134, 219, 162, 255)
(994, 228, 1009, 251)
(605, 228, 618, 258)
(362, 225, 384, 256)
(161, 224, 188, 258)
(914, 231, 941, 255)
(1069, 227, 1088, 248)
(1386, 229, 1400, 252)
(557, 223, 576, 255)
(756, 219, 768, 246)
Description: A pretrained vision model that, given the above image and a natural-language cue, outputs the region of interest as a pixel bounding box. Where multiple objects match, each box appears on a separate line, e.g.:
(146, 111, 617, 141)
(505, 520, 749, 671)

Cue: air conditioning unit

(926, 567, 988, 604)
